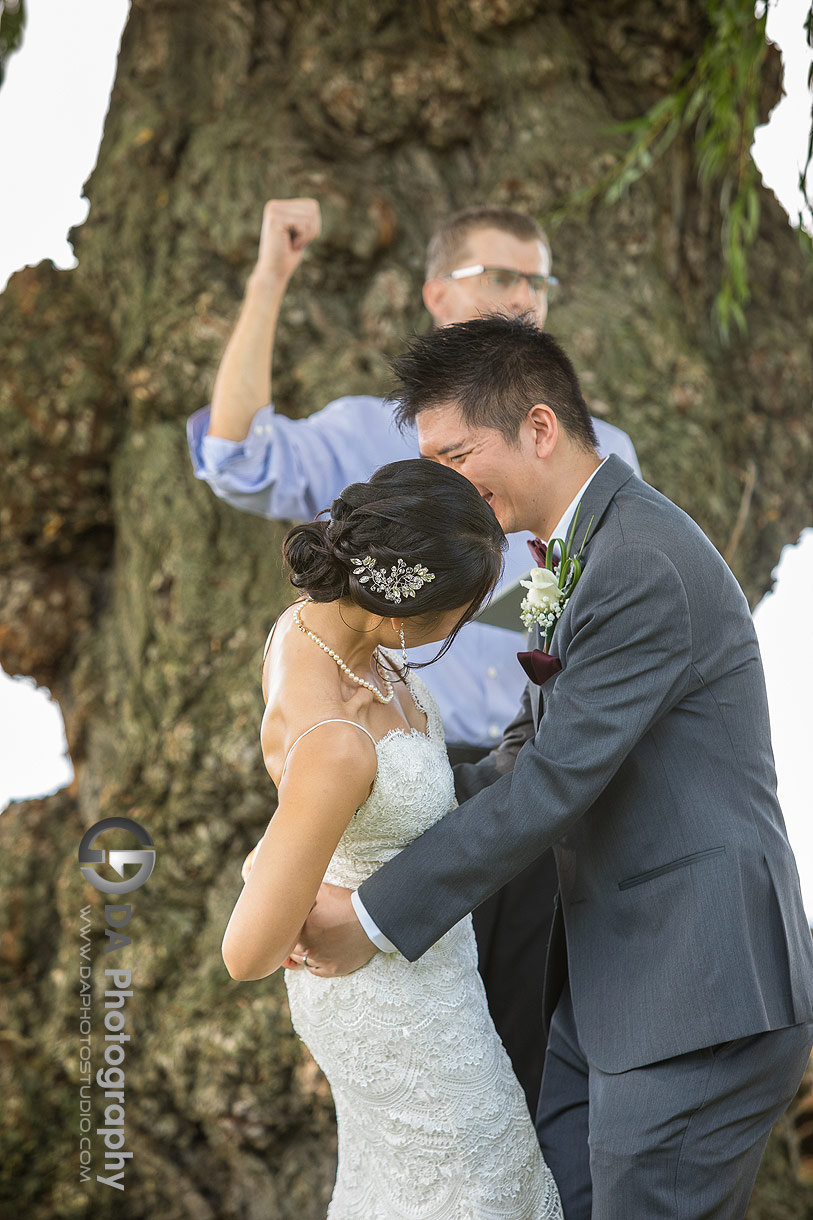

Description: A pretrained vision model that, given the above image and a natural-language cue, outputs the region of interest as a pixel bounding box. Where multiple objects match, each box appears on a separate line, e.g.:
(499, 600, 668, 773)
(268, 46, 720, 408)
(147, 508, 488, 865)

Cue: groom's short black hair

(390, 313, 598, 452)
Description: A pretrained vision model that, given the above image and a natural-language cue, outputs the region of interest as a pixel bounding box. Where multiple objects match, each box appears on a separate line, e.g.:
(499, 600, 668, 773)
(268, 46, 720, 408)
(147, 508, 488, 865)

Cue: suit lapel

(530, 456, 637, 724)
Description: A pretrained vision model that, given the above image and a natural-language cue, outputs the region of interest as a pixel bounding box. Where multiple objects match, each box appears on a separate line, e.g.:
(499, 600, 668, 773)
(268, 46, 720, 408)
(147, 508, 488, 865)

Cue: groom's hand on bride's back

(293, 882, 378, 977)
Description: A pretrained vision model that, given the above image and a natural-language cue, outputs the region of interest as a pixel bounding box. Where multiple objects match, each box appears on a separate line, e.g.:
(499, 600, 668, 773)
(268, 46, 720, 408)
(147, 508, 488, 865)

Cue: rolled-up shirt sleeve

(187, 396, 416, 521)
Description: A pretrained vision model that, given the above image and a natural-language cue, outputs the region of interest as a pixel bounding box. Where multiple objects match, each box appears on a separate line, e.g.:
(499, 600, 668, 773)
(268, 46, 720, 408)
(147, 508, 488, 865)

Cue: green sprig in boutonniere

(519, 504, 594, 652)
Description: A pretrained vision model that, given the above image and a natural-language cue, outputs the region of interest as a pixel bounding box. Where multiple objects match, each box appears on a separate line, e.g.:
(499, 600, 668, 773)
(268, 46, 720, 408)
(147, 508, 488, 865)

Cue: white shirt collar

(547, 457, 607, 547)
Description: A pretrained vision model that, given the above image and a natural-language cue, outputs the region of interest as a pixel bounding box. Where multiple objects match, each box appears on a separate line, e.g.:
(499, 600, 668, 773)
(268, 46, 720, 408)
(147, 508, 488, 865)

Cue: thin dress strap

(280, 719, 378, 782)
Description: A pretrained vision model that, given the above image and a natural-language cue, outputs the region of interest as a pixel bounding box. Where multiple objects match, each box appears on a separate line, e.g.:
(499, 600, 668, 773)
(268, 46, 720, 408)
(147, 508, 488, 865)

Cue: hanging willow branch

(550, 0, 810, 341)
(610, 0, 767, 338)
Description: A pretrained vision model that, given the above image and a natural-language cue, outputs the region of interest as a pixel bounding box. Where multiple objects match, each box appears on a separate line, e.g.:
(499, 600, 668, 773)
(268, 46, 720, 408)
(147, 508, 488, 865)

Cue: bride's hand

(291, 882, 378, 977)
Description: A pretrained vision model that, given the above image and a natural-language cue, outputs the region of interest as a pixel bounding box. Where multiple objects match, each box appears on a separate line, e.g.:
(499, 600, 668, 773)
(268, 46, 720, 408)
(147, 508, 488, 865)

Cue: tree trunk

(1, 1, 811, 1216)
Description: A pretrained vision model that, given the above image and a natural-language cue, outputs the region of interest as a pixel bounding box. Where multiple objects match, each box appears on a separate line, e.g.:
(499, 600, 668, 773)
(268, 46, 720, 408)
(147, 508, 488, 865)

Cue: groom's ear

(527, 404, 557, 458)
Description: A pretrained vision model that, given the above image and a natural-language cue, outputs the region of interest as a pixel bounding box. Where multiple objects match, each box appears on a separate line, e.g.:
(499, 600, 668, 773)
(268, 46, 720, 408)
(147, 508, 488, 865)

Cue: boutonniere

(519, 504, 594, 653)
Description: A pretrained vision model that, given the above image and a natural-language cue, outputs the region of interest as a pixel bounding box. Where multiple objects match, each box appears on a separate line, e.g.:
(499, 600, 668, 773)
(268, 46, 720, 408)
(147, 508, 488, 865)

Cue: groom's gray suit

(358, 455, 813, 1217)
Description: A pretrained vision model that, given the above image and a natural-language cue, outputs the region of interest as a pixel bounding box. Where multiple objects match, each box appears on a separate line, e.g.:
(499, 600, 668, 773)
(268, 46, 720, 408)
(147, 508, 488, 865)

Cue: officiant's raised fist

(255, 198, 321, 285)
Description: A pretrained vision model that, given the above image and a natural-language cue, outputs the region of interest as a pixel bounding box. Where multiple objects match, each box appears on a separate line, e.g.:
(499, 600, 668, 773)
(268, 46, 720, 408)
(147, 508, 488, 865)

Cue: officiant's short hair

(424, 207, 550, 280)
(390, 313, 598, 452)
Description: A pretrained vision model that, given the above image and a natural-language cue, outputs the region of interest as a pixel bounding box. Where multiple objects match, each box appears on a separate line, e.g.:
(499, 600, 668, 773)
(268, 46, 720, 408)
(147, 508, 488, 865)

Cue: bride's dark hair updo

(283, 460, 505, 659)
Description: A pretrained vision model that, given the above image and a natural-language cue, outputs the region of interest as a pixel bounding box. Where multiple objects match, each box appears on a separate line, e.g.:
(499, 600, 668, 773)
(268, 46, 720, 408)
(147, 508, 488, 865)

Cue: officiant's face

(418, 406, 542, 536)
(424, 227, 552, 330)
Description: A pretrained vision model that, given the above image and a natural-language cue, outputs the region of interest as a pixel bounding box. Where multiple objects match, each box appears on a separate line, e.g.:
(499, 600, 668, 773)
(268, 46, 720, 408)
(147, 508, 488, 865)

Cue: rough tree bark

(1, 1, 811, 1217)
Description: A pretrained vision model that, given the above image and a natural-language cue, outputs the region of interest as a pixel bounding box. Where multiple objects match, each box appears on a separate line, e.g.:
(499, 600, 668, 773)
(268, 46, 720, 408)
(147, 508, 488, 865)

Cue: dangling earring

(400, 621, 409, 672)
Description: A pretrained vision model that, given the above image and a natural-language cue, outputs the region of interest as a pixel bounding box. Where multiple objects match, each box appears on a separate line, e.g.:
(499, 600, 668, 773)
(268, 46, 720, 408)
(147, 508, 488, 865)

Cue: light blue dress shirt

(187, 397, 640, 747)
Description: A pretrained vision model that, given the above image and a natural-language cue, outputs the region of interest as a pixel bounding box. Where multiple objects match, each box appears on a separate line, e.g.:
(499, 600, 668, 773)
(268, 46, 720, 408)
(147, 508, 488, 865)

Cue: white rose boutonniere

(519, 504, 594, 650)
(519, 567, 564, 628)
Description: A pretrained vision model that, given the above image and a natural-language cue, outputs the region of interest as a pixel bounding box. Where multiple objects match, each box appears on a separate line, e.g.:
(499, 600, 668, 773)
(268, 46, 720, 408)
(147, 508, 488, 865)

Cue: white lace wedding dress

(284, 655, 562, 1219)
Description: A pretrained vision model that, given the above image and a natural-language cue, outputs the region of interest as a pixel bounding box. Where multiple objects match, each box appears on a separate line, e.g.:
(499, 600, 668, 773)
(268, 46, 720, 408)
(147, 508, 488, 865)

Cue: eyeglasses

(445, 264, 559, 296)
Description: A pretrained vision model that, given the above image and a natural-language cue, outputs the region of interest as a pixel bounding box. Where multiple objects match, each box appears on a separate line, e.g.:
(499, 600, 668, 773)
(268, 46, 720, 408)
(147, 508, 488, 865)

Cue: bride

(222, 459, 562, 1219)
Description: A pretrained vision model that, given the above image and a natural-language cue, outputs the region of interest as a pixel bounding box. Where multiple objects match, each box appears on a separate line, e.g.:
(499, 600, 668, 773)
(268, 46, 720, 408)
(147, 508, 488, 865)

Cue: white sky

(0, 0, 811, 914)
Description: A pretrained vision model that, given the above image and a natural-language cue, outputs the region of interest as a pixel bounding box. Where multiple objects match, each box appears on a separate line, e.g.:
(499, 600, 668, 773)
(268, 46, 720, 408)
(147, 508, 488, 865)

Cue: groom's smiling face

(417, 404, 545, 537)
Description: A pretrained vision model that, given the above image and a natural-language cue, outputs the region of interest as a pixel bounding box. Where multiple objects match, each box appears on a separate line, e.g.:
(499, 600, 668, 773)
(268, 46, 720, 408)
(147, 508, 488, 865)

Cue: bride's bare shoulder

(262, 693, 375, 792)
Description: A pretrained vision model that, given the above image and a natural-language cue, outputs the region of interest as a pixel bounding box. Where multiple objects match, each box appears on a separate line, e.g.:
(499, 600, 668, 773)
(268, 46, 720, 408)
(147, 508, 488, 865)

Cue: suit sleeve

(358, 543, 693, 960)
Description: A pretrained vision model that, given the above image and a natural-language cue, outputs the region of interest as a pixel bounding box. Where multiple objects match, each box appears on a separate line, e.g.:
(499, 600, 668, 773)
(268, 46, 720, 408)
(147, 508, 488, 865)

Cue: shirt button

(486, 666, 498, 679)
(488, 726, 500, 739)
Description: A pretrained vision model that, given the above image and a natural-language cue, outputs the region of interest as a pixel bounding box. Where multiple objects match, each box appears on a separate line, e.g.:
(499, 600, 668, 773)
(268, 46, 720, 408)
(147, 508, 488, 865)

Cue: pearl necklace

(293, 603, 395, 705)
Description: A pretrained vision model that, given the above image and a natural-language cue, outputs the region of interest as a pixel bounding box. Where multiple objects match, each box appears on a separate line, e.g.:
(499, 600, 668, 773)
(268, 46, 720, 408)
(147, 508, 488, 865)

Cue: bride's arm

(221, 724, 377, 981)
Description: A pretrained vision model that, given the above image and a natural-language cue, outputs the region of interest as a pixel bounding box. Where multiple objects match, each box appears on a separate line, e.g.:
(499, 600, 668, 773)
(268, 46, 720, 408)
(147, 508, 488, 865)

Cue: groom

(296, 315, 813, 1218)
